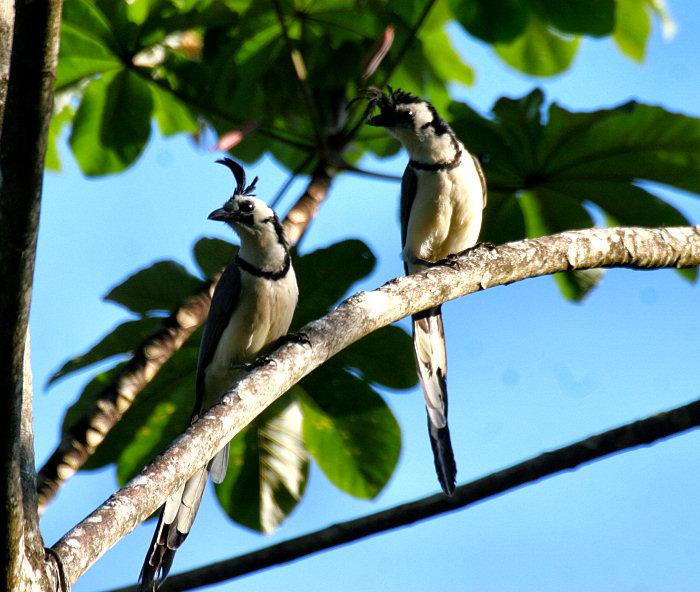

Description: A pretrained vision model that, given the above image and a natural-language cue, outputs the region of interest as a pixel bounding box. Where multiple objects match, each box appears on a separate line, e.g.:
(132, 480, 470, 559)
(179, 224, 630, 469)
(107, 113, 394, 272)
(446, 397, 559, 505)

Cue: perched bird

(360, 86, 486, 495)
(138, 159, 298, 591)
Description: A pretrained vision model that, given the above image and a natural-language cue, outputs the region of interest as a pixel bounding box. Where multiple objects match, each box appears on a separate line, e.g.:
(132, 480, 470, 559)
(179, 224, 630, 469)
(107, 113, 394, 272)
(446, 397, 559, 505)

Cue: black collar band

(409, 147, 462, 172)
(235, 251, 291, 280)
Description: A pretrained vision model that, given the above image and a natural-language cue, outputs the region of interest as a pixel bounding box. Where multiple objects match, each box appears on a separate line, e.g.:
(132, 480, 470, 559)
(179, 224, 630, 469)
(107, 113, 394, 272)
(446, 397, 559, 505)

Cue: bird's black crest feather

(350, 85, 425, 122)
(216, 158, 258, 196)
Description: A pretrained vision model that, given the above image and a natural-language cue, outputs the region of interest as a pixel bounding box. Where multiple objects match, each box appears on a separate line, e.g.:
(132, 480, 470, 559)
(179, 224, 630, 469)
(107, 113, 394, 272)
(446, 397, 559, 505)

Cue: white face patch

(405, 102, 434, 130)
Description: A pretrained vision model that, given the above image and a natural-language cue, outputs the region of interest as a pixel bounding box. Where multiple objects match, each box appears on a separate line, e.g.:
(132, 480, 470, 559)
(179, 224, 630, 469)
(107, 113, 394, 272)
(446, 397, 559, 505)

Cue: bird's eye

(239, 201, 254, 213)
(397, 109, 415, 124)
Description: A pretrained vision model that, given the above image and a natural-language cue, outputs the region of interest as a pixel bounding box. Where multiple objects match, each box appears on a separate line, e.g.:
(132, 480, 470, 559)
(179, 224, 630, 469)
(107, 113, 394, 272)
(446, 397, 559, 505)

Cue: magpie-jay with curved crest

(138, 158, 298, 591)
(356, 86, 487, 495)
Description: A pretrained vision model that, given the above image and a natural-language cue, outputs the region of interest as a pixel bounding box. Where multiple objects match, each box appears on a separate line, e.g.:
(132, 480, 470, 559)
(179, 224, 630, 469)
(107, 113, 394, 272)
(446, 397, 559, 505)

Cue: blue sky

(34, 2, 700, 591)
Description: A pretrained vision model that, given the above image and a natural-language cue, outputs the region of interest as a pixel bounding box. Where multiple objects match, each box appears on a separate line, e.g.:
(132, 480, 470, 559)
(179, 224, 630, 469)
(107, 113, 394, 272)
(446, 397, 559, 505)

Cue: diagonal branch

(36, 279, 215, 513)
(281, 159, 338, 245)
(36, 163, 344, 510)
(105, 392, 700, 592)
(49, 225, 700, 586)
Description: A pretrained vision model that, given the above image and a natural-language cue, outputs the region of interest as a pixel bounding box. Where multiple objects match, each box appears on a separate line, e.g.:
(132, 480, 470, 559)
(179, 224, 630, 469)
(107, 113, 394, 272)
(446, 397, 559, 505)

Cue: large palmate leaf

(52, 0, 662, 176)
(68, 69, 154, 176)
(215, 397, 309, 534)
(105, 260, 202, 314)
(299, 367, 401, 499)
(448, 89, 700, 299)
(47, 316, 163, 386)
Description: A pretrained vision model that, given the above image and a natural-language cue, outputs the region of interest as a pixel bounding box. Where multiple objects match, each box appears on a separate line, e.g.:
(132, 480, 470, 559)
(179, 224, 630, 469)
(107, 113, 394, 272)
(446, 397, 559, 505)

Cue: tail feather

(412, 305, 457, 495)
(428, 417, 457, 496)
(138, 466, 210, 592)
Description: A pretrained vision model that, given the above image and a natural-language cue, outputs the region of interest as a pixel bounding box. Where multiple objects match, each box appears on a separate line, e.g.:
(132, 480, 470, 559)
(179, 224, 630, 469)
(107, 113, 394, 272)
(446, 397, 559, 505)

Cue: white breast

(203, 268, 298, 404)
(403, 157, 484, 272)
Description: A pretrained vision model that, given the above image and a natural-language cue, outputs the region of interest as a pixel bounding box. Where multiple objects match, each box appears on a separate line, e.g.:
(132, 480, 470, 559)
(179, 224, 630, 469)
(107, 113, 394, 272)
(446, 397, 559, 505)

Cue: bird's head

(353, 86, 453, 153)
(209, 158, 288, 249)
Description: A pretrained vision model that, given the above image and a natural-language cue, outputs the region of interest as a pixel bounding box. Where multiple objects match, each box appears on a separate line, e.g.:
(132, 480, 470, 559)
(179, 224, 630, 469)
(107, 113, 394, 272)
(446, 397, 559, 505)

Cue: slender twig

(271, 0, 325, 148)
(121, 68, 315, 151)
(342, 1, 437, 144)
(270, 153, 314, 209)
(338, 160, 402, 181)
(380, 0, 437, 87)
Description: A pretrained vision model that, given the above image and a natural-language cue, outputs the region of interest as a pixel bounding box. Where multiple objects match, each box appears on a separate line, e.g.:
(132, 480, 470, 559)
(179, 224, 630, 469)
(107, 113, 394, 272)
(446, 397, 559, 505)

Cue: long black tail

(412, 305, 457, 495)
(138, 466, 209, 592)
(427, 417, 457, 495)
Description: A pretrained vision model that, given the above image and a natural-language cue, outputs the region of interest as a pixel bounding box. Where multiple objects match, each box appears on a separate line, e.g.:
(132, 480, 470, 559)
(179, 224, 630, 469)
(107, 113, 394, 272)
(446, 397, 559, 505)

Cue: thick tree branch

(0, 0, 63, 589)
(101, 392, 700, 592)
(50, 225, 700, 586)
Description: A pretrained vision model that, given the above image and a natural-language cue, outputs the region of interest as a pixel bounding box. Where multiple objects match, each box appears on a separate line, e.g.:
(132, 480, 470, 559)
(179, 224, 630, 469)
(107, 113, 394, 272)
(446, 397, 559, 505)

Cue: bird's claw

(274, 331, 311, 349)
(231, 357, 272, 372)
(435, 253, 461, 268)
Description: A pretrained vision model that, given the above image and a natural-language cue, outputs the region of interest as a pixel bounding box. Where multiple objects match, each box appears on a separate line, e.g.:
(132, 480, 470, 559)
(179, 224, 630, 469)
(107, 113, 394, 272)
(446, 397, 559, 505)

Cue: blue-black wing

(192, 258, 242, 420)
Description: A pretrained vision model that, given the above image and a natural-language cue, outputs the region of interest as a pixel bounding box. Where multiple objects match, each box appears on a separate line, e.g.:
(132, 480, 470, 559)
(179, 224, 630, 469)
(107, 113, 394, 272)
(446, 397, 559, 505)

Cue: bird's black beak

(367, 111, 393, 127)
(208, 208, 229, 221)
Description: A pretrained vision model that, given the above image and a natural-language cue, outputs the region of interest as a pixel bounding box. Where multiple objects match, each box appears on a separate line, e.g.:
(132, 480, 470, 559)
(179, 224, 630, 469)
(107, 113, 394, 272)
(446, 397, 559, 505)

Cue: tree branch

(49, 225, 700, 586)
(0, 0, 63, 589)
(102, 392, 700, 592)
(36, 279, 215, 513)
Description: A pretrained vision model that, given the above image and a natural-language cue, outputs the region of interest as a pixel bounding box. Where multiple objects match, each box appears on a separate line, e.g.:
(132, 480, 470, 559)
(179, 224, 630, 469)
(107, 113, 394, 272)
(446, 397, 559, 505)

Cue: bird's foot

(230, 334, 310, 373)
(230, 361, 260, 372)
(435, 253, 462, 268)
(273, 331, 311, 349)
(462, 241, 496, 254)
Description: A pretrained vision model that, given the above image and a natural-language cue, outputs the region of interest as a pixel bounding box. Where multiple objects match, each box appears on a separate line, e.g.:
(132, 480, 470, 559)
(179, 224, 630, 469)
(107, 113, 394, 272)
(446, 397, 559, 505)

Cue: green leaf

(551, 181, 690, 228)
(543, 103, 700, 195)
(480, 190, 527, 245)
(518, 187, 599, 301)
(108, 339, 199, 476)
(420, 27, 474, 88)
(57, 0, 124, 89)
(151, 83, 199, 137)
(293, 239, 376, 329)
(517, 188, 594, 238)
(47, 317, 163, 386)
(61, 362, 127, 439)
(69, 69, 153, 176)
(613, 0, 651, 62)
(333, 326, 417, 390)
(192, 237, 237, 280)
(448, 0, 529, 43)
(494, 14, 579, 77)
(553, 268, 605, 302)
(104, 260, 203, 314)
(300, 368, 400, 499)
(531, 0, 615, 37)
(45, 101, 74, 171)
(418, 0, 473, 87)
(215, 398, 309, 533)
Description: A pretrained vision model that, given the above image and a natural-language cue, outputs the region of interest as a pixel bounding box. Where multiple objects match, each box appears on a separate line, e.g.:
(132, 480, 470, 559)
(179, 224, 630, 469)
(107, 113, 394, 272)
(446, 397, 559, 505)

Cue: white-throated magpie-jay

(138, 159, 298, 591)
(359, 87, 486, 495)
